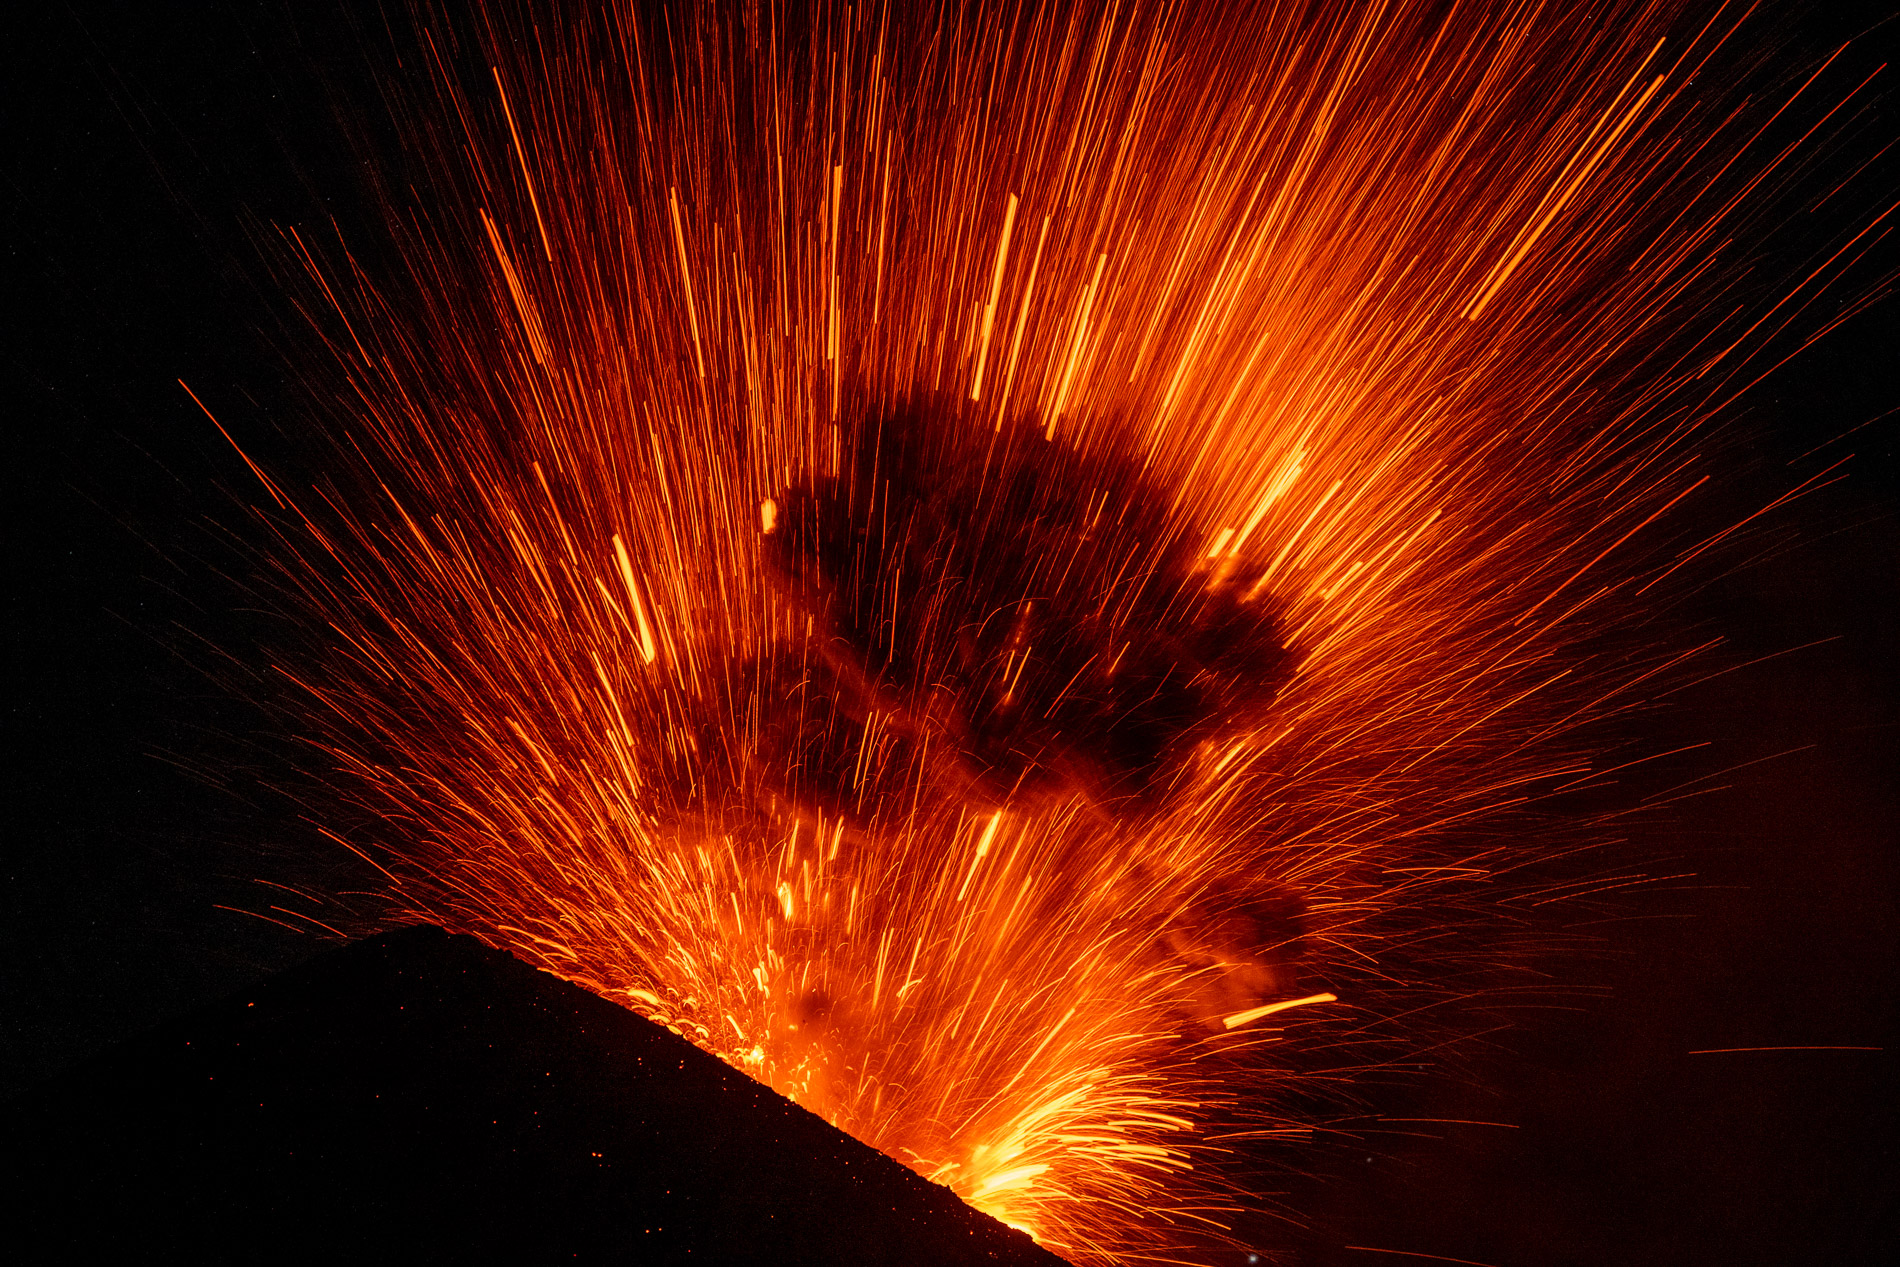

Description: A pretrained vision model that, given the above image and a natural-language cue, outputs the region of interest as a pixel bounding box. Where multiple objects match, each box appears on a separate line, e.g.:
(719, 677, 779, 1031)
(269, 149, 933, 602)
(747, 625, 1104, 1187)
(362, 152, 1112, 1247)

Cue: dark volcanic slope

(3, 925, 1068, 1264)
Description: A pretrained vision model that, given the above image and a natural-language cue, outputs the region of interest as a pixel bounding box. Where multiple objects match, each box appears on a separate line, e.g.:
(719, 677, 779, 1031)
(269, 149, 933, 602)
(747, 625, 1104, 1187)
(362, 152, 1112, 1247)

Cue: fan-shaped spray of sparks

(211, 1, 1889, 1259)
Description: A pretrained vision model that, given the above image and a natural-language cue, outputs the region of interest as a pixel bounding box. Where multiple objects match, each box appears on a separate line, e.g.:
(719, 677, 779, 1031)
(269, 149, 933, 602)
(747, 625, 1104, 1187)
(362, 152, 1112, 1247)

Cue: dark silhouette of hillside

(3, 925, 1068, 1264)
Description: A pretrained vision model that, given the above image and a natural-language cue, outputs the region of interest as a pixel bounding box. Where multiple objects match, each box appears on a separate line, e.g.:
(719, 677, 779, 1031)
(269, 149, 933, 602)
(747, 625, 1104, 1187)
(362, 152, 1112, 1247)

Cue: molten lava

(209, 1, 1888, 1259)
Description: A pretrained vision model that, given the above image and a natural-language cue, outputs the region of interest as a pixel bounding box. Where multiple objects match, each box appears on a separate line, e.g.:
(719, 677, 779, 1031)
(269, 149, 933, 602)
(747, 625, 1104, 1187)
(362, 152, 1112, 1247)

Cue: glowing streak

(491, 67, 553, 263)
(956, 812, 1004, 903)
(1686, 1046, 1883, 1055)
(1230, 448, 1308, 557)
(612, 534, 657, 664)
(996, 214, 1051, 424)
(1221, 992, 1341, 1030)
(971, 193, 1020, 401)
(669, 188, 706, 380)
(1465, 42, 1668, 320)
(1049, 252, 1107, 434)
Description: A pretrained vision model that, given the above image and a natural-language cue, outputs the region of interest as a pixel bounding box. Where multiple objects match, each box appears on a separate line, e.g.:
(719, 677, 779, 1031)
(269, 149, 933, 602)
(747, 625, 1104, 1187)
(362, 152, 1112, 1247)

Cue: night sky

(6, 4, 1896, 1264)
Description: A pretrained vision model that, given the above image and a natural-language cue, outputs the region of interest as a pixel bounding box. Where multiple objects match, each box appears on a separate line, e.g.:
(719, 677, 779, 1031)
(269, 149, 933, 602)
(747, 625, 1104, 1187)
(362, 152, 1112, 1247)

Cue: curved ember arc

(234, 1, 1886, 1259)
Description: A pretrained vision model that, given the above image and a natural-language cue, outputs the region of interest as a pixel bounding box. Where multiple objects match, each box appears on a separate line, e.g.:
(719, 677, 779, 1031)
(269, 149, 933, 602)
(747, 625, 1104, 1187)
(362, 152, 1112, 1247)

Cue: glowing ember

(207, 2, 1887, 1259)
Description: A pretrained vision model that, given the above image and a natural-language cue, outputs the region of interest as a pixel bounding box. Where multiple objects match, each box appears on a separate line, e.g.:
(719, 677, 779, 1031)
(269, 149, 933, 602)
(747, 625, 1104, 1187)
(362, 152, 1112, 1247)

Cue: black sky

(5, 4, 1896, 1264)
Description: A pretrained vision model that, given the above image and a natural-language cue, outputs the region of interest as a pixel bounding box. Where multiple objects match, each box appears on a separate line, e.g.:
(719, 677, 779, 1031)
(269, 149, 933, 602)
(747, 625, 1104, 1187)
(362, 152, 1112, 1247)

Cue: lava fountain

(208, 1, 1890, 1259)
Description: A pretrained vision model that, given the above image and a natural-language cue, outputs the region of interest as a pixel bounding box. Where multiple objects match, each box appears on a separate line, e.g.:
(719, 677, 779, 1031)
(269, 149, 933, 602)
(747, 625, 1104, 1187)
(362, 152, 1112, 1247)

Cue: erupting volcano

(188, 1, 1894, 1260)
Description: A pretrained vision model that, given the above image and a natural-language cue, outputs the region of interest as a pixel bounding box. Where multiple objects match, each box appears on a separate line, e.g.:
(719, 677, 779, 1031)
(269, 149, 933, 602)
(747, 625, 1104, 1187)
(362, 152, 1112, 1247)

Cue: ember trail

(223, 1, 1885, 1259)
